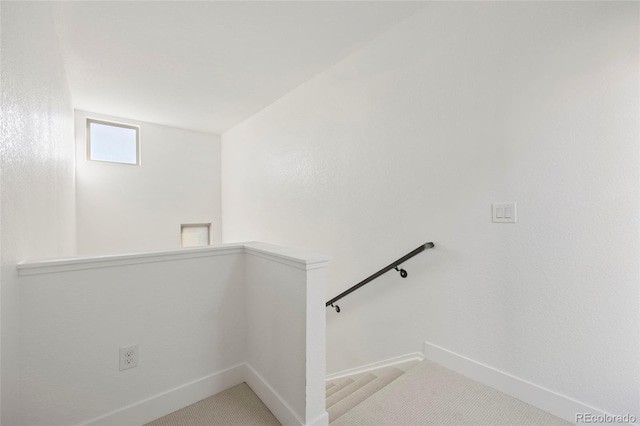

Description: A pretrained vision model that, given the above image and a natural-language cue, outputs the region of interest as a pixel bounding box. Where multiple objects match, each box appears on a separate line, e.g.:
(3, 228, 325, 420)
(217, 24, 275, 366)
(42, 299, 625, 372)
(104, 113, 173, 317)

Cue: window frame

(86, 118, 140, 165)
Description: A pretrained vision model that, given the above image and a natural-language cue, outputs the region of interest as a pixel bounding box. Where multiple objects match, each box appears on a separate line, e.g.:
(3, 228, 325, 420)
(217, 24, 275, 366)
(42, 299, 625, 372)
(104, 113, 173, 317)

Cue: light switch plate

(492, 202, 516, 223)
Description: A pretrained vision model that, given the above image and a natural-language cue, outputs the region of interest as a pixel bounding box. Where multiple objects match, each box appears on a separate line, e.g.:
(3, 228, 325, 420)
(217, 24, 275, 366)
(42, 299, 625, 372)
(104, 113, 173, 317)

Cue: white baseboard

(83, 363, 245, 426)
(81, 362, 326, 426)
(423, 341, 616, 425)
(244, 363, 307, 425)
(326, 352, 425, 381)
(306, 411, 329, 426)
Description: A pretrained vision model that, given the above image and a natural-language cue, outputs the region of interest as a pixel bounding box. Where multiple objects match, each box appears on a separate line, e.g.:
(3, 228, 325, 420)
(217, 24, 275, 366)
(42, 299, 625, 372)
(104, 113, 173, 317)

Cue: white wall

(17, 243, 329, 426)
(222, 1, 639, 420)
(0, 2, 76, 424)
(245, 243, 328, 425)
(75, 110, 221, 255)
(18, 248, 246, 426)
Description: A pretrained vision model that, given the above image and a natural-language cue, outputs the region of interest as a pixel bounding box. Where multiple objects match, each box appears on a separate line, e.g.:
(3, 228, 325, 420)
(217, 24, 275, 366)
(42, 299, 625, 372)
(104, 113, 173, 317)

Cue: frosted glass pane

(89, 122, 138, 164)
(181, 225, 210, 247)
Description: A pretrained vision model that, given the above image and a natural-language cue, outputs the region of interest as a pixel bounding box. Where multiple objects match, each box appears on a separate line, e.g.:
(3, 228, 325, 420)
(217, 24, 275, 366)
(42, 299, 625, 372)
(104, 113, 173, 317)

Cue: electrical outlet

(119, 345, 138, 371)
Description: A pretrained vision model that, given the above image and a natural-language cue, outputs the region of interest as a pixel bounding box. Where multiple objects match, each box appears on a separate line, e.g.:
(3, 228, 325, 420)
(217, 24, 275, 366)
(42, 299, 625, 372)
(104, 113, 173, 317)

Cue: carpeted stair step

(326, 373, 377, 408)
(326, 377, 355, 398)
(326, 382, 336, 391)
(328, 368, 404, 423)
(330, 361, 571, 426)
(397, 359, 422, 372)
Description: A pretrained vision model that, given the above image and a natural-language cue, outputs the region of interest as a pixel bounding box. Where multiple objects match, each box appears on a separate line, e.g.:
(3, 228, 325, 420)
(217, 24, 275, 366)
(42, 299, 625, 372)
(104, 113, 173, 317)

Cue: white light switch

(492, 202, 516, 223)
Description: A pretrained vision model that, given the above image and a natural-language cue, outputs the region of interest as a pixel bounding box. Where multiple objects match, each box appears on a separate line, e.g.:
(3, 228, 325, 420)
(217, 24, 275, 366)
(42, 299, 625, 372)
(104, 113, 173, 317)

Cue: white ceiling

(53, 1, 424, 134)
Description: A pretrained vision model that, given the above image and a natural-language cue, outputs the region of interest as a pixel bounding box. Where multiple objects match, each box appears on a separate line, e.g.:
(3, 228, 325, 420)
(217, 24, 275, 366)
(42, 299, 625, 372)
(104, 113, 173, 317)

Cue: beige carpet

(330, 360, 572, 425)
(145, 383, 281, 426)
(146, 361, 571, 426)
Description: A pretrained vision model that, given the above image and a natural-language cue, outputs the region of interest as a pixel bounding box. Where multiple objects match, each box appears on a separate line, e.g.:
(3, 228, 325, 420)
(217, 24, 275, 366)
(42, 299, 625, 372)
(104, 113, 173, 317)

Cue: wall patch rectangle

(181, 223, 211, 247)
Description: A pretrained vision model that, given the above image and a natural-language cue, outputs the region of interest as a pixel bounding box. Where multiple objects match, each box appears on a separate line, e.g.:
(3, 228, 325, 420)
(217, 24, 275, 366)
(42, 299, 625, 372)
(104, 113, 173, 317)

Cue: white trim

(17, 244, 243, 276)
(244, 363, 306, 426)
(17, 242, 330, 276)
(245, 249, 327, 271)
(244, 242, 331, 271)
(81, 363, 245, 426)
(326, 352, 425, 381)
(307, 411, 329, 426)
(423, 341, 622, 426)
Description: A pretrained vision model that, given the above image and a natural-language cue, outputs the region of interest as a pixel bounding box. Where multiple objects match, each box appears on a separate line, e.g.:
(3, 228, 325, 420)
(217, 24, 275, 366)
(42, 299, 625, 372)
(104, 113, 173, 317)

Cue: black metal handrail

(326, 242, 434, 313)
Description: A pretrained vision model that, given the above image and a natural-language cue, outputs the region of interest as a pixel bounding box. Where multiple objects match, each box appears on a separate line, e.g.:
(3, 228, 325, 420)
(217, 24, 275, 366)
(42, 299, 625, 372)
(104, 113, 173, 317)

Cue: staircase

(326, 360, 571, 426)
(325, 360, 419, 424)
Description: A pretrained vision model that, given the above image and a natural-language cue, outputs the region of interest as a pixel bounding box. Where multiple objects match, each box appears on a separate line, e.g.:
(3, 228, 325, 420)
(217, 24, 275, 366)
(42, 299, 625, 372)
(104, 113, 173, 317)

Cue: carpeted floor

(144, 383, 280, 426)
(331, 360, 571, 425)
(146, 360, 571, 426)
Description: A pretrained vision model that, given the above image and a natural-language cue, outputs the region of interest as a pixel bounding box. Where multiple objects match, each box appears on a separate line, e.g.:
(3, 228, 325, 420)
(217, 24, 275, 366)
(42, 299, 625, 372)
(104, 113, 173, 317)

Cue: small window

(87, 119, 139, 165)
(181, 223, 211, 248)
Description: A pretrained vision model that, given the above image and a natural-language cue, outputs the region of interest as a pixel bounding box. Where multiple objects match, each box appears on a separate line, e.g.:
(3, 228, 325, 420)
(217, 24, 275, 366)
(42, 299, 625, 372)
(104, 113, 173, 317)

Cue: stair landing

(328, 360, 571, 425)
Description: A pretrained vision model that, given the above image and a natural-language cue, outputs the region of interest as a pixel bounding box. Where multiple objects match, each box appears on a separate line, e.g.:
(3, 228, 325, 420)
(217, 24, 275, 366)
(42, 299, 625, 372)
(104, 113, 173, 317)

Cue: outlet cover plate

(119, 345, 139, 371)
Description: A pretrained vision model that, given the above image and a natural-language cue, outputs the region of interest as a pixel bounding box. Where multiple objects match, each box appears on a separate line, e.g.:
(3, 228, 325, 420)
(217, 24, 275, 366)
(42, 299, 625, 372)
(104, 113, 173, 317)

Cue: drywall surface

(245, 255, 307, 420)
(18, 249, 246, 426)
(17, 243, 329, 425)
(55, 2, 425, 134)
(222, 1, 639, 419)
(75, 110, 221, 255)
(0, 2, 76, 424)
(244, 244, 328, 425)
